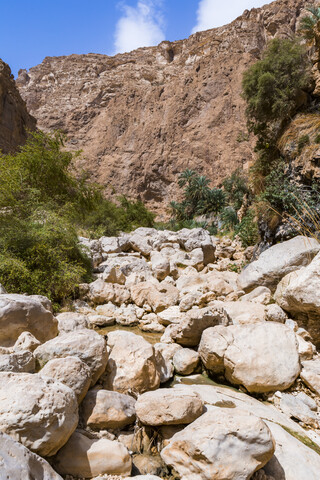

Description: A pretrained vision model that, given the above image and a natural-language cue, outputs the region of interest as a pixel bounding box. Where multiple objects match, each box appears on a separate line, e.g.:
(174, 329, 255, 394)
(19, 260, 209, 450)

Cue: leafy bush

(235, 210, 260, 247)
(242, 38, 311, 128)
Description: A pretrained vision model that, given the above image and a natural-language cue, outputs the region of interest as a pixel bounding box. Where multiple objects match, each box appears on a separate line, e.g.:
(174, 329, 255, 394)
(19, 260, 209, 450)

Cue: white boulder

(34, 329, 108, 386)
(0, 372, 78, 456)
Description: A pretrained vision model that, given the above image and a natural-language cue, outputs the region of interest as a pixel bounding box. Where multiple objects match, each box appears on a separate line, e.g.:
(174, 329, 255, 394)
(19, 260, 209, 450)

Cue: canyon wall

(16, 0, 310, 215)
(0, 60, 36, 153)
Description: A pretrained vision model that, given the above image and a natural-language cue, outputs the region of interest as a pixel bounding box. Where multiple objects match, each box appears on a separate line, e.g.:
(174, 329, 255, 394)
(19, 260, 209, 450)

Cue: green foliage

(299, 6, 320, 42)
(222, 169, 250, 210)
(170, 170, 227, 222)
(0, 131, 154, 306)
(220, 206, 239, 230)
(235, 210, 260, 247)
(315, 133, 320, 143)
(80, 195, 155, 238)
(297, 134, 310, 153)
(242, 38, 311, 127)
(260, 161, 299, 214)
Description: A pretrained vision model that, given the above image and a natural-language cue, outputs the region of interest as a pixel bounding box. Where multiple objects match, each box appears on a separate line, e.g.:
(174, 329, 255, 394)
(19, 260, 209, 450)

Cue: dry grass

(268, 193, 320, 242)
(278, 113, 320, 153)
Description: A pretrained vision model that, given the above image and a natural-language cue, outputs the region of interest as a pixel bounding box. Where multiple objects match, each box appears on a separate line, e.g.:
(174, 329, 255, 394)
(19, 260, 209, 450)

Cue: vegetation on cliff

(170, 31, 320, 246)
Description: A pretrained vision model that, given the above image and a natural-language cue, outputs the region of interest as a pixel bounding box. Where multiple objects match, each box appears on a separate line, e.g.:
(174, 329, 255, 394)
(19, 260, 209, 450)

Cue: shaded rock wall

(0, 60, 36, 153)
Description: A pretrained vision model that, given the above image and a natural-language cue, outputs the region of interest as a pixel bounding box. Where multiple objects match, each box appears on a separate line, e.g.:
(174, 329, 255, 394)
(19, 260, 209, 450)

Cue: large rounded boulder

(0, 294, 58, 347)
(103, 331, 160, 394)
(199, 323, 300, 393)
(161, 408, 275, 480)
(0, 432, 63, 479)
(34, 329, 108, 386)
(0, 372, 78, 456)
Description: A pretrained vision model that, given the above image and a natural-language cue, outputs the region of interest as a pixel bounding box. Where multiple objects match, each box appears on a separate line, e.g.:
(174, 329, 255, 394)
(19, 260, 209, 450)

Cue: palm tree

(299, 6, 320, 54)
(197, 188, 227, 215)
(185, 175, 211, 207)
(178, 169, 196, 188)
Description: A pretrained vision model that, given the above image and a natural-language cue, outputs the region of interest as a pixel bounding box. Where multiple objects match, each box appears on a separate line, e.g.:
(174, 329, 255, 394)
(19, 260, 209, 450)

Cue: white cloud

(192, 0, 272, 34)
(114, 0, 165, 54)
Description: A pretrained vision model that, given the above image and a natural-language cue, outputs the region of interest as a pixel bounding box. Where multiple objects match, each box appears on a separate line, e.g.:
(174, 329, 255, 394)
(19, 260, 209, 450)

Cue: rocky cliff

(16, 0, 310, 214)
(0, 60, 36, 153)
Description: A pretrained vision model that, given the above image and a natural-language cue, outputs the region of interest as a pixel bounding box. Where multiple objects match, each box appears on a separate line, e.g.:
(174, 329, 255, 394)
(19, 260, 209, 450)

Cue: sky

(0, 0, 272, 78)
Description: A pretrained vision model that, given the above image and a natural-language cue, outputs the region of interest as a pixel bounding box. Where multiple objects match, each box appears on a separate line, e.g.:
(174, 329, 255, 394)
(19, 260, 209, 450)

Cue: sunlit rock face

(16, 0, 307, 216)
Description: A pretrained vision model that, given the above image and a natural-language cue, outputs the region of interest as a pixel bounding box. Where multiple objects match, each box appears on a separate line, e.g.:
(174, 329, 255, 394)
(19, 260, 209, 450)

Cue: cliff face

(0, 60, 36, 153)
(16, 0, 310, 215)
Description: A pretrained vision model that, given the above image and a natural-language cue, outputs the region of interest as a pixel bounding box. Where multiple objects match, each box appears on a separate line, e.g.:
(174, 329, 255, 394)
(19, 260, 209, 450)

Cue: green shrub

(222, 169, 250, 210)
(235, 210, 259, 247)
(297, 134, 310, 153)
(315, 133, 320, 143)
(242, 38, 311, 127)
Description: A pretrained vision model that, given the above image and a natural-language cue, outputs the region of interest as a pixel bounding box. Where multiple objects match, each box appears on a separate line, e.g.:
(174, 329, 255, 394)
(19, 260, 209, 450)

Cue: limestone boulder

(13, 332, 41, 352)
(100, 236, 122, 254)
(0, 432, 63, 480)
(0, 350, 35, 373)
(100, 254, 150, 277)
(135, 388, 204, 426)
(86, 279, 131, 306)
(39, 356, 91, 404)
(102, 265, 126, 284)
(161, 306, 229, 346)
(0, 294, 58, 347)
(158, 306, 185, 326)
(154, 342, 182, 383)
(176, 271, 233, 297)
(240, 286, 271, 305)
(296, 334, 316, 361)
(177, 228, 215, 260)
(103, 331, 160, 394)
(131, 281, 179, 313)
(300, 357, 320, 395)
(173, 348, 200, 376)
(87, 313, 115, 327)
(161, 408, 275, 480)
(56, 312, 88, 333)
(262, 421, 320, 480)
(53, 430, 132, 477)
(115, 304, 140, 326)
(81, 388, 136, 430)
(34, 329, 108, 386)
(199, 323, 300, 393)
(79, 237, 103, 268)
(238, 236, 320, 291)
(279, 392, 319, 428)
(150, 251, 171, 280)
(275, 252, 320, 347)
(0, 372, 78, 456)
(214, 300, 266, 325)
(265, 303, 288, 323)
(130, 233, 153, 256)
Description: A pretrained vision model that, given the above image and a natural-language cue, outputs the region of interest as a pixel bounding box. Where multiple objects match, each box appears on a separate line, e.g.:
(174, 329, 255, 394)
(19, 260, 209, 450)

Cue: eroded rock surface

(16, 0, 308, 214)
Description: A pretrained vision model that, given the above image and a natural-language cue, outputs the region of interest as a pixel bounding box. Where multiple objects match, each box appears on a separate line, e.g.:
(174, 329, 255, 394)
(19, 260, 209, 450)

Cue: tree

(242, 38, 311, 128)
(299, 6, 320, 44)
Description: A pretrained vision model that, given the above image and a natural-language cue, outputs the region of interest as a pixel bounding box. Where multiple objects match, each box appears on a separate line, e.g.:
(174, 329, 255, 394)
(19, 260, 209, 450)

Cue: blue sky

(0, 0, 272, 77)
